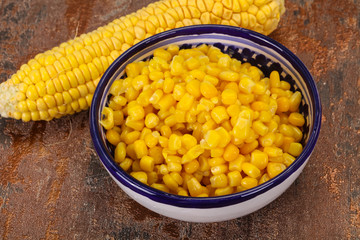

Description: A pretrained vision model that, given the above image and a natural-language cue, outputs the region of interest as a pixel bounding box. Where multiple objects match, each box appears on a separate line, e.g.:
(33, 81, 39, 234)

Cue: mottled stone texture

(0, 0, 359, 239)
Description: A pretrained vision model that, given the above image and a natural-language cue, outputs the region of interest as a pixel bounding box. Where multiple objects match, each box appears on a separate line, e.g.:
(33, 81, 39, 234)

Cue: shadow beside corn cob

(0, 0, 285, 121)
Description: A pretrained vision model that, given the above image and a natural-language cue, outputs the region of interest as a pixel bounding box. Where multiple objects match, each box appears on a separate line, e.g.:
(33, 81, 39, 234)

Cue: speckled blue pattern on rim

(90, 25, 321, 209)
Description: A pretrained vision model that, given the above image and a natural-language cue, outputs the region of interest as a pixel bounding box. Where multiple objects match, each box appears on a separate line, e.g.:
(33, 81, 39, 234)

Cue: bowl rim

(90, 24, 322, 208)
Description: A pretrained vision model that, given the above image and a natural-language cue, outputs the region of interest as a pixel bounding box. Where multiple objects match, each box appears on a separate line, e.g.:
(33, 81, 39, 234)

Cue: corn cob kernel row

(0, 0, 285, 121)
(102, 44, 304, 197)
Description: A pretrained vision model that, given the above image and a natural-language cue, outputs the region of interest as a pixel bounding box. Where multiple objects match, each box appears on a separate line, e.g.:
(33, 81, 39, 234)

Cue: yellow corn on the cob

(0, 0, 285, 121)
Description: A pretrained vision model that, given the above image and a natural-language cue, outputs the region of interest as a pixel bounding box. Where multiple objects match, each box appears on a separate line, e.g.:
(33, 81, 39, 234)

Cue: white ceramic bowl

(90, 25, 321, 223)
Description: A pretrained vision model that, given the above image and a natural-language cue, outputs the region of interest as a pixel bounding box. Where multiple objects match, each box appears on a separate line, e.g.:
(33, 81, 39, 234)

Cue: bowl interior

(90, 25, 321, 207)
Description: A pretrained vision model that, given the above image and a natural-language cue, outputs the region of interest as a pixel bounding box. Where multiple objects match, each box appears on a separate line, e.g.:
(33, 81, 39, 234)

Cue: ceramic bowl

(90, 25, 321, 223)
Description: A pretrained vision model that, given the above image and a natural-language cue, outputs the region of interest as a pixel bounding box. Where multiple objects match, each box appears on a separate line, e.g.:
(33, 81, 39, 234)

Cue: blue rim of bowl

(90, 25, 322, 209)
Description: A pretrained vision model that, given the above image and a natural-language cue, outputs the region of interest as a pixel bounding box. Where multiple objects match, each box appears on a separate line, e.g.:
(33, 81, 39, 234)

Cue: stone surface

(0, 0, 359, 239)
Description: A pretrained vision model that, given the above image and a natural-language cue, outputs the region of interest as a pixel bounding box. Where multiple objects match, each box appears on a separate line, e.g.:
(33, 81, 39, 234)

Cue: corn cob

(0, 0, 285, 121)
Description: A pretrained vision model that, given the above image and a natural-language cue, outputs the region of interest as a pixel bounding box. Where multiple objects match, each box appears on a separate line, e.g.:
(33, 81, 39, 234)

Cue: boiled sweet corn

(0, 0, 285, 121)
(103, 43, 306, 197)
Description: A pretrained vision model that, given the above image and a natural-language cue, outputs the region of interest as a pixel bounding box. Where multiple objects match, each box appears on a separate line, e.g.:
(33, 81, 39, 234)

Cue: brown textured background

(0, 0, 359, 239)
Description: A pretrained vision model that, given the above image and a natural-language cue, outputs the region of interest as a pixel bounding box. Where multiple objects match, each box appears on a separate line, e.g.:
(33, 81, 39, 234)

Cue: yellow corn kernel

(250, 150, 268, 170)
(201, 118, 217, 134)
(208, 157, 225, 168)
(210, 173, 228, 188)
(151, 183, 170, 193)
(187, 177, 204, 197)
(258, 173, 270, 185)
(114, 142, 126, 163)
(133, 139, 148, 159)
(186, 79, 201, 98)
(239, 77, 256, 94)
(177, 92, 194, 111)
(164, 114, 177, 127)
(214, 127, 231, 148)
(221, 89, 237, 105)
(291, 126, 303, 142)
(157, 94, 176, 111)
(139, 155, 155, 172)
(269, 71, 280, 88)
(153, 48, 172, 62)
(160, 125, 172, 137)
(228, 170, 242, 187)
(144, 132, 158, 148)
(251, 101, 269, 111)
(128, 104, 145, 121)
(163, 174, 179, 192)
(132, 75, 149, 91)
(204, 130, 221, 148)
(147, 171, 158, 185)
(280, 80, 291, 90)
(119, 158, 133, 171)
(158, 136, 168, 148)
(200, 81, 218, 99)
(287, 142, 303, 157)
(259, 110, 272, 123)
(289, 91, 302, 112)
(100, 107, 114, 130)
(181, 134, 197, 150)
(106, 129, 121, 146)
(242, 162, 261, 178)
(240, 140, 259, 155)
(198, 156, 210, 172)
(276, 97, 290, 113)
(283, 153, 296, 167)
(241, 176, 258, 189)
(130, 171, 148, 185)
(211, 106, 229, 124)
(164, 154, 181, 164)
(125, 87, 140, 101)
(168, 134, 181, 151)
(147, 146, 163, 165)
(288, 112, 305, 127)
(209, 148, 223, 158)
(171, 83, 185, 100)
(272, 133, 284, 147)
(211, 164, 228, 175)
(131, 160, 141, 172)
(167, 162, 182, 172)
(125, 118, 144, 131)
(123, 131, 140, 144)
(264, 146, 283, 158)
(148, 89, 163, 104)
(182, 144, 204, 164)
(267, 162, 286, 178)
(223, 143, 240, 162)
(158, 163, 169, 175)
(282, 136, 295, 153)
(228, 155, 245, 172)
(237, 93, 254, 105)
(214, 186, 233, 196)
(149, 71, 164, 81)
(278, 113, 288, 124)
(279, 124, 294, 137)
(217, 54, 231, 68)
(252, 120, 269, 137)
(184, 159, 200, 174)
(177, 188, 189, 196)
(163, 77, 175, 93)
(267, 119, 278, 133)
(125, 62, 141, 78)
(185, 56, 201, 70)
(232, 117, 250, 141)
(258, 132, 275, 147)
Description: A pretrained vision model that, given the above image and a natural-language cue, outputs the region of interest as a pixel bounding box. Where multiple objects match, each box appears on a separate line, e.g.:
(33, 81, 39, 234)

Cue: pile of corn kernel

(100, 44, 305, 197)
